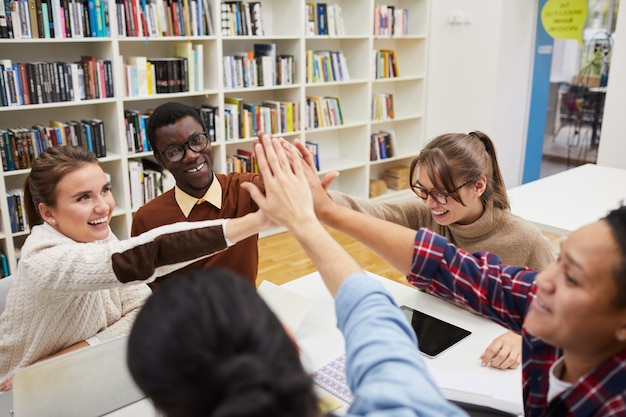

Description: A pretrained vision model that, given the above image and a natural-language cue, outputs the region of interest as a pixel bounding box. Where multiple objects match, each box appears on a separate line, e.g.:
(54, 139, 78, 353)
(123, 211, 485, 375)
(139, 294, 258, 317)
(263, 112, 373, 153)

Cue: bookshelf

(0, 0, 429, 275)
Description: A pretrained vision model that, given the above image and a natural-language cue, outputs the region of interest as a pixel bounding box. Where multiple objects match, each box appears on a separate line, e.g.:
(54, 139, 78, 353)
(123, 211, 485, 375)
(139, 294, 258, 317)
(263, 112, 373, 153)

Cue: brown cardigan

(131, 172, 264, 287)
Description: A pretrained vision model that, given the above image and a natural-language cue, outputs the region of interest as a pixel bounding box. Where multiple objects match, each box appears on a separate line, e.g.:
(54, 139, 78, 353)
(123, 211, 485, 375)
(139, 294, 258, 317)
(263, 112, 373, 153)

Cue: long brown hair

(23, 146, 100, 226)
(409, 131, 510, 209)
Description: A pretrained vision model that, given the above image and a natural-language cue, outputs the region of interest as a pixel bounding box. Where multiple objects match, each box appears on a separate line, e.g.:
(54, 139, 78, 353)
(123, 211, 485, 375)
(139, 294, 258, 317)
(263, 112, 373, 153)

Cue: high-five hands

(242, 133, 316, 232)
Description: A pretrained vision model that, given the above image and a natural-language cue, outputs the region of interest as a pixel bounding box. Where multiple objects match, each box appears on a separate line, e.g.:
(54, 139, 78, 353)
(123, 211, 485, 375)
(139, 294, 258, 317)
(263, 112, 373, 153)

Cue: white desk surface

(508, 164, 626, 235)
(283, 272, 523, 416)
(106, 271, 524, 417)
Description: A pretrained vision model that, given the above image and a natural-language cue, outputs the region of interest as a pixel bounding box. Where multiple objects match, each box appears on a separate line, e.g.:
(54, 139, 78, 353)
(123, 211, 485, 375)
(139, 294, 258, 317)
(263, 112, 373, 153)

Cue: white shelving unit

(0, 0, 429, 275)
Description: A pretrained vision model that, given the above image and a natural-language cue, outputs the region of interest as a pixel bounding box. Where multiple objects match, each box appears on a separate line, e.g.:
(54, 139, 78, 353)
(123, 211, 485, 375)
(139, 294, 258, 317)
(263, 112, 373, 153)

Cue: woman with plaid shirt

(310, 165, 626, 416)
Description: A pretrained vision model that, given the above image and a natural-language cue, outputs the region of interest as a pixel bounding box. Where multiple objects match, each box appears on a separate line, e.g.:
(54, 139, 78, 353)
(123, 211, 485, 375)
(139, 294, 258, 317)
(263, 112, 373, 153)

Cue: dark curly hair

(127, 268, 320, 417)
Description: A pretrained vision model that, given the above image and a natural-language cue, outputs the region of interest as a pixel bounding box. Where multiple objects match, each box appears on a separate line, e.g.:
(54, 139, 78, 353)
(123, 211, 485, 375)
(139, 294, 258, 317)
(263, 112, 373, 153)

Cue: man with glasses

(131, 102, 264, 288)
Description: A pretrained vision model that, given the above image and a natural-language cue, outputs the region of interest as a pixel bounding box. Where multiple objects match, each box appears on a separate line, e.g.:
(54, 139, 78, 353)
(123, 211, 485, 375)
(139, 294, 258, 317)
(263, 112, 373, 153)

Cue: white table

(104, 271, 524, 417)
(283, 272, 524, 416)
(508, 164, 626, 235)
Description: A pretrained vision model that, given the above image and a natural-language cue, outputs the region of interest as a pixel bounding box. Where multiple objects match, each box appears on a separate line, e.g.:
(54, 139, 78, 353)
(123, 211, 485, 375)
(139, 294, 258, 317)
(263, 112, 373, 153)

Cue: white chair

(0, 275, 13, 315)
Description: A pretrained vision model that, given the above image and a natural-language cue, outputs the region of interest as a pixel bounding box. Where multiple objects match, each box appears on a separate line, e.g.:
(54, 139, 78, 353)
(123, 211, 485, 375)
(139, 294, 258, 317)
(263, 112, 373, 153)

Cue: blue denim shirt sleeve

(335, 273, 468, 417)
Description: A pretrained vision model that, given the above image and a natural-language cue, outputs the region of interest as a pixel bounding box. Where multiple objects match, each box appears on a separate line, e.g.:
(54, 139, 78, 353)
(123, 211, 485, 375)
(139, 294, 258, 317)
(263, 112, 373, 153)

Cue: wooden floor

(256, 227, 563, 288)
(256, 227, 407, 287)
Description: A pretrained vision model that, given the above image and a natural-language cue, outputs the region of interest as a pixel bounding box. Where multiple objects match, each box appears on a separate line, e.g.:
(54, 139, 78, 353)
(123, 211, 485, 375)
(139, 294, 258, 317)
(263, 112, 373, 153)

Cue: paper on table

(430, 368, 524, 416)
(257, 280, 313, 333)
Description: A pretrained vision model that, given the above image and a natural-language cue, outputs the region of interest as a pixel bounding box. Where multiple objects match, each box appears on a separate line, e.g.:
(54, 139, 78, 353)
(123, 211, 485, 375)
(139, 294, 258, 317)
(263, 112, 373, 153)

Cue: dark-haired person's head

(127, 268, 320, 417)
(147, 102, 214, 199)
(604, 206, 626, 308)
(525, 206, 626, 356)
(146, 102, 206, 151)
(409, 131, 509, 226)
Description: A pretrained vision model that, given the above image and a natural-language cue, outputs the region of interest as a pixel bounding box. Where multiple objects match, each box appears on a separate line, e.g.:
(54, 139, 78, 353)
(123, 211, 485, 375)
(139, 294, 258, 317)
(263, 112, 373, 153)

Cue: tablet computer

(400, 305, 472, 358)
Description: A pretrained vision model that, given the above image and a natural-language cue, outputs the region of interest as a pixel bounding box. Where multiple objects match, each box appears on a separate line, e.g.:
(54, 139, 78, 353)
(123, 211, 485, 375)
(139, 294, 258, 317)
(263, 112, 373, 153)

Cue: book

(49, 119, 68, 145)
(88, 118, 106, 157)
(236, 148, 255, 172)
(0, 0, 11, 38)
(80, 118, 94, 152)
(254, 43, 276, 87)
(224, 96, 243, 138)
(305, 2, 315, 35)
(305, 140, 319, 171)
(315, 2, 326, 35)
(198, 105, 216, 142)
(193, 43, 203, 91)
(128, 159, 144, 209)
(0, 250, 9, 277)
(248, 1, 262, 35)
(174, 41, 194, 92)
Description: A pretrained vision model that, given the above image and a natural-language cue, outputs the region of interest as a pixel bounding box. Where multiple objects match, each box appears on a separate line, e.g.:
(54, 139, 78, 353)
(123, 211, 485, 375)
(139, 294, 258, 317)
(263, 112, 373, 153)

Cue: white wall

(426, 1, 626, 181)
(426, 1, 537, 188)
(597, 4, 626, 168)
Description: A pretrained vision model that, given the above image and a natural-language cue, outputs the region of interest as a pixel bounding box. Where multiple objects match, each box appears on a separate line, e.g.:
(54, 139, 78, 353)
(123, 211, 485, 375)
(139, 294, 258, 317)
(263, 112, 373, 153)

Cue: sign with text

(541, 0, 587, 48)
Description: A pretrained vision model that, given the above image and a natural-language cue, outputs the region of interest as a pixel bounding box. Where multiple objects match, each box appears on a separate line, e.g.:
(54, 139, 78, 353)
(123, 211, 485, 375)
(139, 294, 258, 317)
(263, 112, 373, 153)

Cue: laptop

(8, 335, 146, 417)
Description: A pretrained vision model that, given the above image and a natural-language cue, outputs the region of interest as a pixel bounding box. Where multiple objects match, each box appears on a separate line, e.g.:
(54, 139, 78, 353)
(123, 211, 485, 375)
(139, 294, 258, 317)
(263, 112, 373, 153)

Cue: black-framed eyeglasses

(411, 178, 474, 205)
(156, 132, 210, 162)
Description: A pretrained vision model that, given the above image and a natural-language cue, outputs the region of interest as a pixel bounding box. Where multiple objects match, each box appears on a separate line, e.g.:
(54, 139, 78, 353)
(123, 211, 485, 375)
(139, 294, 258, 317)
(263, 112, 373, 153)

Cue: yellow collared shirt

(175, 174, 222, 217)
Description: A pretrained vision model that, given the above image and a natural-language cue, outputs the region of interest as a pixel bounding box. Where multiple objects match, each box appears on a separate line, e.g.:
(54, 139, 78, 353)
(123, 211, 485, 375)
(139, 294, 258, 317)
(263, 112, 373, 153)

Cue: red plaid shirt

(407, 228, 626, 417)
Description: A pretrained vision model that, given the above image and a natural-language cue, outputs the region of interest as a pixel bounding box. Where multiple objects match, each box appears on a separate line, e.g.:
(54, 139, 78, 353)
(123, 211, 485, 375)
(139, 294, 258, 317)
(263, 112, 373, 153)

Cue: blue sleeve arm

(335, 274, 467, 417)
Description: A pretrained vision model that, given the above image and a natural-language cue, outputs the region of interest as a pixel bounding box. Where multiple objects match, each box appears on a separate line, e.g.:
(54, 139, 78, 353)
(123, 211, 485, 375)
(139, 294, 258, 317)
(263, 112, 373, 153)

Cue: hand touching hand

(243, 133, 316, 231)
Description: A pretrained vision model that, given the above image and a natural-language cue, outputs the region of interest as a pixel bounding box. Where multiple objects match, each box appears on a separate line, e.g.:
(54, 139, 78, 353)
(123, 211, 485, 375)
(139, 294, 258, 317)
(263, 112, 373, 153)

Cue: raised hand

(243, 133, 316, 232)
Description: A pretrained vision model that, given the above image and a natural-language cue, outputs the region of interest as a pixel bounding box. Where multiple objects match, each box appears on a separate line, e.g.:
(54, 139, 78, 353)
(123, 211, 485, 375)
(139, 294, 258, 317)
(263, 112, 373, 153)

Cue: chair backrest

(0, 275, 13, 315)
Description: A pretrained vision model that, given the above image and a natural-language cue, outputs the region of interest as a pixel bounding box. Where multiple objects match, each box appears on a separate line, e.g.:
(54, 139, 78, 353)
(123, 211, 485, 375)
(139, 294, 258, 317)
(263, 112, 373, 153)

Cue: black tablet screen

(400, 305, 472, 358)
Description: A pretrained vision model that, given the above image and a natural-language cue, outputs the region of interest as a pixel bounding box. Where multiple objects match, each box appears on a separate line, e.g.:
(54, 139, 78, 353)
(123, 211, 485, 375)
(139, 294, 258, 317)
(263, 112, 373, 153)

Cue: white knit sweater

(0, 219, 231, 381)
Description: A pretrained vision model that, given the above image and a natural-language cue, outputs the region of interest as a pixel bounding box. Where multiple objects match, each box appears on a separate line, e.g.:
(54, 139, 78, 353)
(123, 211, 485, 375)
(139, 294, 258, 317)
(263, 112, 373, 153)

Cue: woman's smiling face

(525, 220, 626, 358)
(39, 163, 115, 243)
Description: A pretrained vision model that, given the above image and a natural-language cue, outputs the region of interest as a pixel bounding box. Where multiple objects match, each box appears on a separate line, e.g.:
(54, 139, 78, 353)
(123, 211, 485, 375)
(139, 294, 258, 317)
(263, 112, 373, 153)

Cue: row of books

(0, 0, 110, 38)
(373, 5, 408, 37)
(124, 105, 217, 154)
(124, 46, 203, 97)
(219, 1, 263, 36)
(223, 97, 299, 140)
(124, 55, 192, 98)
(0, 56, 114, 107)
(6, 188, 28, 233)
(370, 130, 396, 161)
(374, 49, 399, 79)
(305, 95, 343, 130)
(116, 0, 213, 37)
(226, 148, 256, 174)
(306, 49, 350, 84)
(371, 92, 395, 121)
(305, 3, 344, 36)
(226, 142, 319, 174)
(124, 109, 151, 154)
(223, 50, 294, 89)
(128, 159, 167, 210)
(0, 119, 106, 171)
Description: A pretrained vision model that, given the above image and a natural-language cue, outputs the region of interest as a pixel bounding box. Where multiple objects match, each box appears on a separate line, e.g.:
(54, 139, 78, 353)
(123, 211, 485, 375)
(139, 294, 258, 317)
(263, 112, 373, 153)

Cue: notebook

(11, 335, 145, 417)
